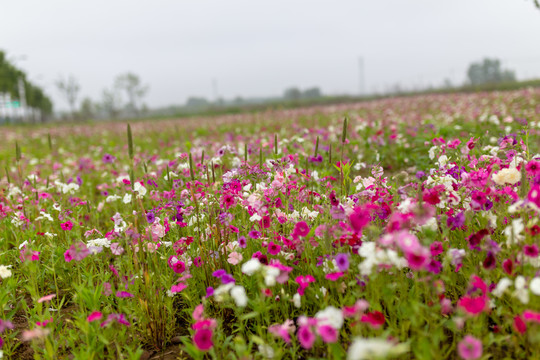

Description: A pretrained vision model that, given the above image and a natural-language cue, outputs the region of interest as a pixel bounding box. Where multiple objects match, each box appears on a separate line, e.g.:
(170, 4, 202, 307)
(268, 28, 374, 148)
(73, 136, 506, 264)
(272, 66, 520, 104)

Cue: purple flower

(205, 287, 214, 298)
(248, 230, 261, 239)
(238, 236, 247, 248)
(415, 171, 426, 179)
(212, 269, 226, 278)
(146, 212, 155, 224)
(335, 253, 349, 271)
(102, 154, 116, 164)
(221, 274, 236, 284)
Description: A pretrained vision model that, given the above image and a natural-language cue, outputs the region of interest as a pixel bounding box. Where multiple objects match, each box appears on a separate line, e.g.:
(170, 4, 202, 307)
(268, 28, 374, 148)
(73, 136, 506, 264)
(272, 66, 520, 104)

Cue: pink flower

(227, 251, 243, 265)
(317, 325, 338, 343)
(528, 185, 540, 207)
(514, 315, 527, 334)
(64, 242, 90, 262)
(110, 243, 125, 255)
(325, 272, 345, 281)
(360, 311, 385, 329)
(100, 313, 130, 327)
(349, 206, 370, 233)
(297, 325, 316, 349)
(192, 305, 204, 322)
(294, 221, 310, 237)
(296, 275, 315, 296)
(20, 246, 40, 262)
(457, 335, 482, 360)
(269, 320, 295, 344)
(115, 291, 134, 298)
(267, 241, 281, 255)
(193, 328, 214, 351)
(168, 256, 186, 273)
(525, 160, 540, 177)
(37, 294, 56, 303)
(60, 221, 73, 231)
(523, 310, 540, 323)
(458, 296, 487, 315)
(404, 247, 430, 271)
(36, 318, 53, 327)
(171, 283, 187, 293)
(87, 311, 103, 322)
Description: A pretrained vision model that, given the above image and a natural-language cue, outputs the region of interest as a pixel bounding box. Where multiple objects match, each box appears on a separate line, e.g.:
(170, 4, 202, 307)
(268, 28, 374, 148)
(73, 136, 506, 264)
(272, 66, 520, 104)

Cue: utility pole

(18, 77, 27, 123)
(212, 78, 218, 103)
(358, 57, 365, 97)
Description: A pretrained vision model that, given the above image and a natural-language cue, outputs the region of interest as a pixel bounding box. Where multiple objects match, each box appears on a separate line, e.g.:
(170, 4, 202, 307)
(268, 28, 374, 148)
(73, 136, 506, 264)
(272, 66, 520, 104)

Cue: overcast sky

(1, 0, 540, 110)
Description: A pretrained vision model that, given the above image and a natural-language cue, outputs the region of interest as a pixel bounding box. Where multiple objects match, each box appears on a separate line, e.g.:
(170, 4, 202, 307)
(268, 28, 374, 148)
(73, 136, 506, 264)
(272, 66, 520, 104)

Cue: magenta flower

(87, 311, 103, 322)
(268, 241, 281, 255)
(360, 311, 385, 329)
(296, 275, 315, 296)
(115, 291, 134, 298)
(193, 328, 214, 351)
(294, 221, 310, 237)
(60, 221, 73, 231)
(335, 253, 349, 271)
(100, 313, 130, 327)
(349, 206, 370, 233)
(458, 296, 487, 315)
(457, 335, 482, 360)
(171, 283, 187, 293)
(64, 242, 90, 262)
(317, 325, 338, 343)
(297, 325, 316, 349)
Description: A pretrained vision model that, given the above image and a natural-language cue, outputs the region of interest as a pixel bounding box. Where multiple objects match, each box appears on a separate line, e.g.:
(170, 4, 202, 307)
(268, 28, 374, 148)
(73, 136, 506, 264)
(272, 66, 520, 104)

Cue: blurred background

(1, 0, 539, 123)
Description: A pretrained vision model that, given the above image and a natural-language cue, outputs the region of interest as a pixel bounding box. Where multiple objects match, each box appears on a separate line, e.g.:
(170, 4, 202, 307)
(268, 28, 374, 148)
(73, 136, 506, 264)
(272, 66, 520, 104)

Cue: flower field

(1, 89, 540, 359)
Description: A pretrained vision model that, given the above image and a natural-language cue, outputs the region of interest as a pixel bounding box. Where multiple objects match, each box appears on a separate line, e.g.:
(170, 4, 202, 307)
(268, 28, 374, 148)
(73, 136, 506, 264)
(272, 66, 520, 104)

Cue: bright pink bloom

(267, 241, 281, 255)
(64, 242, 90, 262)
(361, 311, 385, 328)
(115, 291, 134, 298)
(458, 296, 487, 315)
(514, 315, 527, 334)
(349, 206, 370, 233)
(294, 221, 310, 237)
(100, 313, 130, 327)
(193, 328, 213, 351)
(317, 325, 338, 343)
(297, 325, 316, 349)
(37, 294, 56, 303)
(60, 221, 73, 231)
(296, 275, 315, 295)
(523, 310, 540, 323)
(457, 335, 482, 360)
(87, 312, 103, 322)
(325, 272, 345, 281)
(171, 283, 187, 293)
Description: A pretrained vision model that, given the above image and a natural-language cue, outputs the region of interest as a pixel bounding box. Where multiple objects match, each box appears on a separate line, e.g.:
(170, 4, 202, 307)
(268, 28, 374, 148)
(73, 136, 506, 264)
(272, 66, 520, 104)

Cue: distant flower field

(1, 89, 540, 359)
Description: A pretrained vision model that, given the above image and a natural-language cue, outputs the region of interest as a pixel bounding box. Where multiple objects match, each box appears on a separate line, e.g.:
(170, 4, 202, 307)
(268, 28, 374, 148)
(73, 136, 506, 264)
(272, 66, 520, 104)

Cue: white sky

(1, 0, 540, 110)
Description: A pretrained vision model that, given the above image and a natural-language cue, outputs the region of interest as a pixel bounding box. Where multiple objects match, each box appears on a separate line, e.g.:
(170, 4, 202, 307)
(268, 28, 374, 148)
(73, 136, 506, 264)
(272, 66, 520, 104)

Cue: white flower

(530, 278, 540, 296)
(514, 276, 529, 304)
(347, 338, 408, 360)
(87, 238, 111, 249)
(133, 182, 147, 198)
(258, 344, 274, 359)
(0, 265, 12, 279)
(492, 167, 521, 185)
(105, 194, 121, 203)
(242, 258, 262, 275)
(214, 283, 234, 302)
(35, 211, 53, 222)
(249, 213, 262, 222)
(19, 240, 29, 249)
(492, 278, 512, 297)
(230, 285, 248, 307)
(122, 193, 132, 204)
(264, 266, 280, 287)
(293, 293, 301, 308)
(504, 219, 525, 245)
(315, 306, 343, 330)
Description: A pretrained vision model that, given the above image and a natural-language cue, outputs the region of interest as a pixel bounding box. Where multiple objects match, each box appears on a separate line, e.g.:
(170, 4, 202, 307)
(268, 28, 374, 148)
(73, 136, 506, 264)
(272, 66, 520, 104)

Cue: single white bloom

(249, 213, 262, 222)
(258, 344, 274, 359)
(492, 278, 512, 297)
(133, 182, 147, 198)
(122, 193, 132, 204)
(492, 167, 521, 186)
(0, 265, 12, 279)
(230, 285, 248, 307)
(348, 338, 408, 360)
(241, 258, 262, 275)
(315, 306, 344, 330)
(530, 278, 540, 296)
(293, 293, 301, 308)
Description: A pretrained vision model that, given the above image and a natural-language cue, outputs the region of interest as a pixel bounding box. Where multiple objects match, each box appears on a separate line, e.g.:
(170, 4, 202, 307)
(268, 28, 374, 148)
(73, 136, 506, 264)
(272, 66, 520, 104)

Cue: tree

(114, 72, 149, 116)
(302, 87, 322, 99)
(283, 87, 301, 101)
(99, 88, 122, 119)
(185, 97, 209, 109)
(467, 58, 516, 86)
(79, 97, 95, 121)
(56, 75, 80, 119)
(0, 51, 53, 120)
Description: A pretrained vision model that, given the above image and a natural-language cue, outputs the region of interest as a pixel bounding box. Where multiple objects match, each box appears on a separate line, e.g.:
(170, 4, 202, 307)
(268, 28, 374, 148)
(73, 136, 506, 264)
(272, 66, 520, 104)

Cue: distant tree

(185, 97, 209, 109)
(114, 72, 149, 116)
(467, 58, 516, 86)
(283, 87, 301, 101)
(56, 75, 80, 119)
(302, 87, 322, 99)
(0, 51, 53, 119)
(99, 88, 122, 119)
(79, 97, 95, 120)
